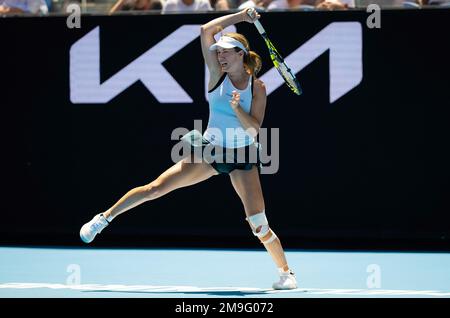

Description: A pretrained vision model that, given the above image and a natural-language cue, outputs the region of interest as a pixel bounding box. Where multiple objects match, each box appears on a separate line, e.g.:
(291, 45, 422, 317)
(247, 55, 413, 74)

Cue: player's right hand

(241, 8, 260, 24)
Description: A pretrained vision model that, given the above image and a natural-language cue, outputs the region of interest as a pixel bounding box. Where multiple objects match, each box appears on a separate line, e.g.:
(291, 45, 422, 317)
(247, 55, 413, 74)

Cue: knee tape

(247, 211, 269, 237)
(247, 211, 278, 244)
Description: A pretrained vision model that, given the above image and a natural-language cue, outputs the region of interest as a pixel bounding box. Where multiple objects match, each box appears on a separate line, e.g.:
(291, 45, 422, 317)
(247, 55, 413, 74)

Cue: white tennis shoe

(273, 269, 298, 290)
(80, 213, 109, 243)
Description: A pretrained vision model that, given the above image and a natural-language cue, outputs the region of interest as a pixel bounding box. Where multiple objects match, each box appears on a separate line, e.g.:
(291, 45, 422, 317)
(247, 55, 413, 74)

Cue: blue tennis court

(1, 247, 449, 298)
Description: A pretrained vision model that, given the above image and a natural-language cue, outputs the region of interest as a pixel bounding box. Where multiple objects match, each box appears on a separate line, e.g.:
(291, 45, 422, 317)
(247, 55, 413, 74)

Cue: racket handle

(253, 20, 266, 35)
(246, 8, 266, 35)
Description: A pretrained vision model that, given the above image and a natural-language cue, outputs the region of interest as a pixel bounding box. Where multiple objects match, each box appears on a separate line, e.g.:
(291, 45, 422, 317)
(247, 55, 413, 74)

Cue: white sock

(278, 267, 293, 275)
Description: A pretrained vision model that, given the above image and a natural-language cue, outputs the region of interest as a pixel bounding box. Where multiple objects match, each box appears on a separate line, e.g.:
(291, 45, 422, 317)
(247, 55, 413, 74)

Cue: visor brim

(209, 42, 237, 51)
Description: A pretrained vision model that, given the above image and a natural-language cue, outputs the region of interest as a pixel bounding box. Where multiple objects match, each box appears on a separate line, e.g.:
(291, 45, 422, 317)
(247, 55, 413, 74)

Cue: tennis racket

(247, 8, 302, 96)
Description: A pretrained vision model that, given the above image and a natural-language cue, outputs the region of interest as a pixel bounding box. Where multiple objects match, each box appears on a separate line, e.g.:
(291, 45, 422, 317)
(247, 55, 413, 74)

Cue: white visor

(209, 36, 248, 54)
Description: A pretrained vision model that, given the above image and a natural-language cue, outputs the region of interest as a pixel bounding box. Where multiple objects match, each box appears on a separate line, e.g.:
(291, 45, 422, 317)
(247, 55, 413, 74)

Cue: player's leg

(80, 154, 218, 243)
(104, 154, 217, 220)
(229, 166, 297, 289)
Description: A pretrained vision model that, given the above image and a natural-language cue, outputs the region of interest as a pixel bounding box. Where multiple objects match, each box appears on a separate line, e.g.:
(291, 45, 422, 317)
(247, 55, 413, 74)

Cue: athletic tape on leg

(262, 230, 278, 245)
(247, 211, 270, 238)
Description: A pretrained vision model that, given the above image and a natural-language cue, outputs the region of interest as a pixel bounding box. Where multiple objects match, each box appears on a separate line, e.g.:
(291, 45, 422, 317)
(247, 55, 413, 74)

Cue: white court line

(1, 283, 450, 297)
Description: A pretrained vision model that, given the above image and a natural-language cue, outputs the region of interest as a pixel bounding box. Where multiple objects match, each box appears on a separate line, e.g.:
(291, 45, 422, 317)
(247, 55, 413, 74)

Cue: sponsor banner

(1, 9, 449, 246)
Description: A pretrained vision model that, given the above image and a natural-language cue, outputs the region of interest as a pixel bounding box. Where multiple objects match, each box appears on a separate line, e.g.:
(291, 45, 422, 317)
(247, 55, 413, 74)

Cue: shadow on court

(84, 290, 267, 296)
(82, 289, 307, 296)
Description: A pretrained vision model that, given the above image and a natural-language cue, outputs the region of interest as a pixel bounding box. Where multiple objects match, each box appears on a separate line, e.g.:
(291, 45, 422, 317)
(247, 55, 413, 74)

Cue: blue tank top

(204, 73, 255, 148)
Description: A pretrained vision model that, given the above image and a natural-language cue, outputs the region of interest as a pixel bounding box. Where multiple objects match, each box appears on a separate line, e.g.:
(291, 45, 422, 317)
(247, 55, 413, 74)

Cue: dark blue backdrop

(1, 9, 449, 250)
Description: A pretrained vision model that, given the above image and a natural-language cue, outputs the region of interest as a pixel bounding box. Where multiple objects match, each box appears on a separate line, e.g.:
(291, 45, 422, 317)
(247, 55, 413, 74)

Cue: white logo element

(66, 264, 81, 285)
(260, 22, 362, 103)
(366, 264, 381, 289)
(70, 22, 362, 104)
(70, 26, 200, 103)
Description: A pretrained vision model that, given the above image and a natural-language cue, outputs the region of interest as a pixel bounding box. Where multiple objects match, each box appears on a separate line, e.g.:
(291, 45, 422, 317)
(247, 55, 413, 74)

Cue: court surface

(1, 246, 449, 298)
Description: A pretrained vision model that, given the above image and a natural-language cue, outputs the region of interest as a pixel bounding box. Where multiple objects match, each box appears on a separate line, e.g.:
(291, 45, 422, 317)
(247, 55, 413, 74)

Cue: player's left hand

(230, 91, 240, 110)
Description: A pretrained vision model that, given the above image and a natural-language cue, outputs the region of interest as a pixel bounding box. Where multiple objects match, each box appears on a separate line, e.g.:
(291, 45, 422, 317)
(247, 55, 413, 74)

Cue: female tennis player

(80, 8, 297, 290)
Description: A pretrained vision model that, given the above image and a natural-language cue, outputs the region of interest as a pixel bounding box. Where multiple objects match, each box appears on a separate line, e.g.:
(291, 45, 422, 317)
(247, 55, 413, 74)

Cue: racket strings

(264, 37, 302, 95)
